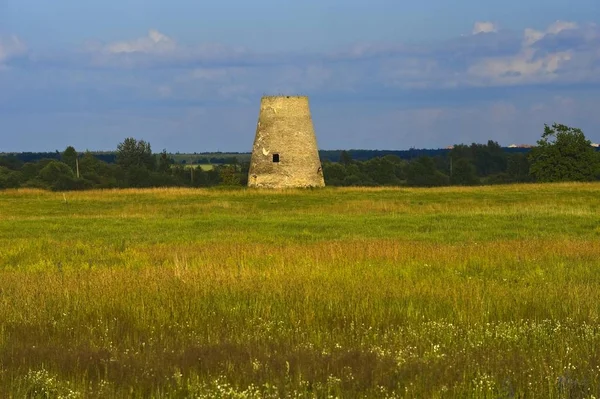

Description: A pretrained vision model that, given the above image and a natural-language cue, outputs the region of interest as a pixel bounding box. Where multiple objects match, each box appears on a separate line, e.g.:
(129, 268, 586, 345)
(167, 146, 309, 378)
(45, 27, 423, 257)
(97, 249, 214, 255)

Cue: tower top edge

(261, 95, 308, 100)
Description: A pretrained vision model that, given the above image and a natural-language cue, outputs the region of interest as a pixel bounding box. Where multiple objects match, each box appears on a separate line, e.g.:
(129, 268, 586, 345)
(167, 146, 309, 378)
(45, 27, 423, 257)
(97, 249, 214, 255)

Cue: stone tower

(248, 95, 325, 188)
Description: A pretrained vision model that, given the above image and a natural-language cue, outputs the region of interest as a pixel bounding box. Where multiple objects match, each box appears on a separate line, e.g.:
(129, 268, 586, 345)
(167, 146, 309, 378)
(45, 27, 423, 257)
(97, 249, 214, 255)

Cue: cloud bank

(9, 20, 599, 94)
(0, 35, 27, 68)
(472, 22, 498, 35)
(1, 21, 599, 151)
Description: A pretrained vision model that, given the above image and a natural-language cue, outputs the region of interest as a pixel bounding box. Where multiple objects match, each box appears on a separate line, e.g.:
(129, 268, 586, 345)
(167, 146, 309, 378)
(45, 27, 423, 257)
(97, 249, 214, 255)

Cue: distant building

(591, 143, 599, 148)
(247, 95, 325, 189)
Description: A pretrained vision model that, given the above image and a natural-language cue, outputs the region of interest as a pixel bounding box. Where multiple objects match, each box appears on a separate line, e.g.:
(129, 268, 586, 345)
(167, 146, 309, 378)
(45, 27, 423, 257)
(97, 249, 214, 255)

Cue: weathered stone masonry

(248, 96, 325, 188)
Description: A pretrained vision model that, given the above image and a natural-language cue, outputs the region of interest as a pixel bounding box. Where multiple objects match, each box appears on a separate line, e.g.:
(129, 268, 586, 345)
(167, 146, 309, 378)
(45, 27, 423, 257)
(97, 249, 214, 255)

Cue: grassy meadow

(1, 183, 600, 397)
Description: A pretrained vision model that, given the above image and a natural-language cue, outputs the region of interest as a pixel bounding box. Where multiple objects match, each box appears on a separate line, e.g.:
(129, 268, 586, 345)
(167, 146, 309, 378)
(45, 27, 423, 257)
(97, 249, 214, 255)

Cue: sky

(1, 0, 600, 152)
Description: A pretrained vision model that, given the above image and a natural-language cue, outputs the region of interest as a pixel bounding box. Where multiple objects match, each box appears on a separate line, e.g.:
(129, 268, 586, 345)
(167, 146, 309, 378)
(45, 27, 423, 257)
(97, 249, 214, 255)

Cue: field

(182, 164, 215, 171)
(1, 183, 600, 398)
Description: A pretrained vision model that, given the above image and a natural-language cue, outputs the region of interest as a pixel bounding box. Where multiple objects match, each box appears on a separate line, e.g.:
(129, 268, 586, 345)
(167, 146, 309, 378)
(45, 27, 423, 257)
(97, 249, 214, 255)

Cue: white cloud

(105, 29, 177, 54)
(546, 20, 579, 35)
(0, 35, 27, 67)
(465, 20, 597, 86)
(5, 21, 600, 116)
(81, 29, 251, 69)
(473, 22, 498, 35)
(5, 20, 600, 153)
(467, 48, 573, 85)
(66, 20, 598, 92)
(351, 20, 600, 90)
(524, 20, 578, 46)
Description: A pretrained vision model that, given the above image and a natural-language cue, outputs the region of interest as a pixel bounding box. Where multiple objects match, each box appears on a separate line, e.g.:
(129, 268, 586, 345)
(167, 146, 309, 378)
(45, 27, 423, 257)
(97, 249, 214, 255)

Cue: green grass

(1, 183, 600, 397)
(180, 164, 215, 171)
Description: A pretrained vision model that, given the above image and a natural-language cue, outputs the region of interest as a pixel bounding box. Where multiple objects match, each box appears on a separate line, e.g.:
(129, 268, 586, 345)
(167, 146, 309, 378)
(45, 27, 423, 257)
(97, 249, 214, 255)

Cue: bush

(38, 160, 83, 191)
(0, 167, 21, 189)
(406, 157, 450, 187)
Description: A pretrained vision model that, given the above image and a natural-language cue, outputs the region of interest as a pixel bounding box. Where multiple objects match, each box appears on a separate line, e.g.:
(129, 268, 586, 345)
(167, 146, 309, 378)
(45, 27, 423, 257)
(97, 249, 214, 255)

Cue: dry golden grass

(1, 183, 599, 397)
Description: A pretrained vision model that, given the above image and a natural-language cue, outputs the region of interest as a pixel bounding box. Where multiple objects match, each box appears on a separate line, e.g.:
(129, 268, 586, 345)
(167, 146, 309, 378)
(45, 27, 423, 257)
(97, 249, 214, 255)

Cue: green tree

(406, 157, 450, 187)
(322, 162, 347, 186)
(230, 157, 239, 172)
(218, 165, 241, 186)
(450, 158, 479, 186)
(38, 160, 82, 191)
(364, 157, 400, 185)
(61, 146, 78, 174)
(116, 138, 157, 187)
(529, 123, 599, 182)
(339, 150, 353, 166)
(188, 166, 209, 187)
(157, 149, 172, 174)
(205, 168, 221, 186)
(470, 140, 507, 177)
(0, 166, 21, 189)
(79, 151, 118, 188)
(116, 138, 156, 171)
(449, 141, 507, 178)
(506, 153, 532, 182)
(0, 155, 23, 171)
(449, 144, 472, 162)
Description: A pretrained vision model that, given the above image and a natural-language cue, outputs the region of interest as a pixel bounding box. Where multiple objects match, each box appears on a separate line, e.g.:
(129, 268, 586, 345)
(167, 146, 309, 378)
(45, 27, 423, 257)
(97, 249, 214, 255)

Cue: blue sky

(1, 0, 600, 152)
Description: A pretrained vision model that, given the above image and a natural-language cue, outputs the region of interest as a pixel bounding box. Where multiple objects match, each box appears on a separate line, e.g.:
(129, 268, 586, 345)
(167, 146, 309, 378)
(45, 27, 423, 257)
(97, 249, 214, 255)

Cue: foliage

(123, 164, 154, 188)
(61, 146, 78, 174)
(471, 140, 507, 176)
(38, 160, 83, 191)
(451, 158, 479, 186)
(0, 154, 23, 170)
(157, 149, 174, 174)
(506, 153, 532, 182)
(449, 141, 507, 177)
(321, 162, 347, 185)
(0, 166, 21, 189)
(219, 165, 242, 186)
(2, 124, 599, 191)
(116, 137, 156, 172)
(529, 123, 600, 182)
(406, 156, 449, 187)
(79, 151, 119, 188)
(363, 156, 403, 185)
(339, 150, 353, 166)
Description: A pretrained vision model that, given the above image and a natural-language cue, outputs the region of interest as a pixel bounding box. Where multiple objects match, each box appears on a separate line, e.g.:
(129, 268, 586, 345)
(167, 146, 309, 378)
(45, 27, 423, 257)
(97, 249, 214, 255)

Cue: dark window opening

(272, 153, 280, 163)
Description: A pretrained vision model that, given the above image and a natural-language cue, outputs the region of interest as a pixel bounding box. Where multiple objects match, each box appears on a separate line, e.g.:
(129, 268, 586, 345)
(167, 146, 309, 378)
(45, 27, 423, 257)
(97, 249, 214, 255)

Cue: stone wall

(248, 96, 325, 188)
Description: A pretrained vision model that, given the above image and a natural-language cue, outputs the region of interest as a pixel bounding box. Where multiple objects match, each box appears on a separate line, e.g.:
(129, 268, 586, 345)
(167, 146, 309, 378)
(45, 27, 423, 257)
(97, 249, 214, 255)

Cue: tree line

(1, 123, 599, 190)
